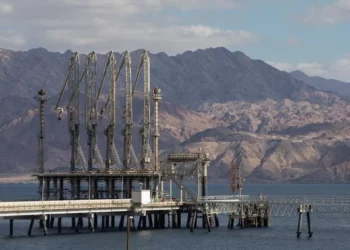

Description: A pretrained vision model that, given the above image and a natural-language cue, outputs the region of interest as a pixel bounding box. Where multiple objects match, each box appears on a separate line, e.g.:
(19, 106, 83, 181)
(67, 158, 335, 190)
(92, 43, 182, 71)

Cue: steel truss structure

(161, 152, 211, 201)
(199, 195, 350, 216)
(99, 51, 122, 170)
(56, 52, 87, 171)
(85, 52, 104, 171)
(55, 50, 154, 172)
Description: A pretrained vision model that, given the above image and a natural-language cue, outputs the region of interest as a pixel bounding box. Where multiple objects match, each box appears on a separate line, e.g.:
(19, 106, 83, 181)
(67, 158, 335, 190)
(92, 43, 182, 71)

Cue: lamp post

(126, 216, 133, 250)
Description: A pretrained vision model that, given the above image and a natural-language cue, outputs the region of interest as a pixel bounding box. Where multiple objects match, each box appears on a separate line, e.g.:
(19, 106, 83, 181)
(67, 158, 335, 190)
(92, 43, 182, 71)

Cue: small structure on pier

(132, 190, 151, 205)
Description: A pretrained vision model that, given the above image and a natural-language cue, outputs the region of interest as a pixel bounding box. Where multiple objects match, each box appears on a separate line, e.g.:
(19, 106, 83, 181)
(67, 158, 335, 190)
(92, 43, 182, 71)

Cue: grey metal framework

(134, 50, 152, 170)
(34, 89, 48, 201)
(45, 50, 161, 227)
(99, 51, 122, 170)
(56, 52, 87, 171)
(122, 51, 138, 170)
(85, 52, 104, 171)
(160, 152, 211, 206)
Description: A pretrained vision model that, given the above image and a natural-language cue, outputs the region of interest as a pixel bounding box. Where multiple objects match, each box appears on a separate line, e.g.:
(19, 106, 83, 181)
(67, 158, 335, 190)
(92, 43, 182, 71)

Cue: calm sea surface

(1, 183, 350, 250)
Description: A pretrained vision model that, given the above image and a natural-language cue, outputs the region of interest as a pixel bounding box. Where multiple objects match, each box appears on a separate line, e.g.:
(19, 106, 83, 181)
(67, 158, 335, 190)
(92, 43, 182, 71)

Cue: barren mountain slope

(181, 129, 350, 182)
(1, 47, 350, 182)
(0, 47, 342, 105)
(198, 98, 350, 138)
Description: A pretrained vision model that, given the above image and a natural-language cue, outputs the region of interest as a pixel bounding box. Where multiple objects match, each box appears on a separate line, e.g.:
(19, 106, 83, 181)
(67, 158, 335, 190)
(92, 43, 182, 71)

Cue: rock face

(1, 46, 350, 183)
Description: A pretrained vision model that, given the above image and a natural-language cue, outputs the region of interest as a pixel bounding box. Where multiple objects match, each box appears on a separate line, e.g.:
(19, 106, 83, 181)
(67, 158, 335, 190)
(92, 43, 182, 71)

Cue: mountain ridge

(290, 70, 350, 97)
(1, 47, 350, 183)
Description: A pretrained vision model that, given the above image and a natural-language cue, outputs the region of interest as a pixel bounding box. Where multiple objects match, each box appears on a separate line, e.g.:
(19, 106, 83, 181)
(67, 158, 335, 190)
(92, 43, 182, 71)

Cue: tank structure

(29, 50, 271, 235)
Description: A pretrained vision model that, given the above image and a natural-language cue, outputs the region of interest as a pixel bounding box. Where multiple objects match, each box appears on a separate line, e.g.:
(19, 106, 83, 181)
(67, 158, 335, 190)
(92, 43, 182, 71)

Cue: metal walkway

(0, 199, 183, 217)
(200, 195, 350, 216)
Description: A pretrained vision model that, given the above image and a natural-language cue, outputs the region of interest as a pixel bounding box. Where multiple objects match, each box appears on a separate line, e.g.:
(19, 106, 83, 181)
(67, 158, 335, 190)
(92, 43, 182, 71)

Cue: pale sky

(0, 0, 349, 81)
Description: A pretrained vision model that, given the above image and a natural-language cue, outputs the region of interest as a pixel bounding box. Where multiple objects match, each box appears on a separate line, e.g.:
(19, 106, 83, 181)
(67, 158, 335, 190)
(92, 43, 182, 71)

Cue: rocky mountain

(290, 70, 350, 97)
(152, 49, 343, 107)
(1, 47, 350, 183)
(181, 98, 350, 181)
(198, 99, 350, 137)
(0, 47, 341, 106)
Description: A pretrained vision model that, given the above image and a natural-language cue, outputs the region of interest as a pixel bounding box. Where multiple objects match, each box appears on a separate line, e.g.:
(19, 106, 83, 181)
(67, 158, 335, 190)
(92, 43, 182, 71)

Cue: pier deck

(2, 195, 350, 218)
(0, 199, 183, 217)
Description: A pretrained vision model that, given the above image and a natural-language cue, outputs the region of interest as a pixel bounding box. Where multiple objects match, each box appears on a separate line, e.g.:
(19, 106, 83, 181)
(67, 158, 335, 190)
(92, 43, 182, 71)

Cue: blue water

(1, 183, 350, 249)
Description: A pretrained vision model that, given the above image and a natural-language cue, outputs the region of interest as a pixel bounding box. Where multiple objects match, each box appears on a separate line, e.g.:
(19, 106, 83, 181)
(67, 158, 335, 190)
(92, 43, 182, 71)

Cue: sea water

(1, 183, 350, 250)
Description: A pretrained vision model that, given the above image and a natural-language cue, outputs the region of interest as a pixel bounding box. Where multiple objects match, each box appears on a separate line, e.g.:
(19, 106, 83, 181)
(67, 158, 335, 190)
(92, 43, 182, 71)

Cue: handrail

(200, 195, 350, 205)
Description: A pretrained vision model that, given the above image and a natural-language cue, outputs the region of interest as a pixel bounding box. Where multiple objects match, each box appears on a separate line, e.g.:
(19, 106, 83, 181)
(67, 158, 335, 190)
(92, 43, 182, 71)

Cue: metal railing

(0, 199, 186, 217)
(142, 201, 183, 207)
(200, 195, 350, 205)
(200, 195, 350, 216)
(0, 199, 132, 214)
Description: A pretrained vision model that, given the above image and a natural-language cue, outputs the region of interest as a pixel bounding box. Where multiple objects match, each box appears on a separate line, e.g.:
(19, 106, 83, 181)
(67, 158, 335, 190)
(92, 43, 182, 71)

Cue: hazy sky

(0, 0, 349, 81)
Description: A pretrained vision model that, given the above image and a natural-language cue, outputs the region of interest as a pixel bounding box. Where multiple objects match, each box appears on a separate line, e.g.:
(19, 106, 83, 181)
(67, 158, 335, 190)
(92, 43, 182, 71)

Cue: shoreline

(0, 175, 37, 184)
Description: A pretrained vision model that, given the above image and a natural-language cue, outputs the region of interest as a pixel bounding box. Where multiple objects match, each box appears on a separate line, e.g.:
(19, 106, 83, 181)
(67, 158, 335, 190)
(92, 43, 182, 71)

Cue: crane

(55, 52, 87, 172)
(99, 51, 122, 170)
(122, 51, 139, 170)
(85, 52, 104, 171)
(133, 50, 152, 169)
(99, 50, 151, 171)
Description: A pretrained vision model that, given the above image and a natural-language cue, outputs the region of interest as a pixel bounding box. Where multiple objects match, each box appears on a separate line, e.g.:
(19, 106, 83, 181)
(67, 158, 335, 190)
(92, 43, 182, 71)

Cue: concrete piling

(9, 219, 13, 236)
(58, 217, 62, 234)
(28, 219, 34, 236)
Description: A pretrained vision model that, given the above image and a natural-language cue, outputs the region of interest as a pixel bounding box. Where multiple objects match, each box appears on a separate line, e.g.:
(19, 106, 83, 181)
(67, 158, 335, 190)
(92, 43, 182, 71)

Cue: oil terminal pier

(3, 189, 350, 238)
(1, 49, 349, 239)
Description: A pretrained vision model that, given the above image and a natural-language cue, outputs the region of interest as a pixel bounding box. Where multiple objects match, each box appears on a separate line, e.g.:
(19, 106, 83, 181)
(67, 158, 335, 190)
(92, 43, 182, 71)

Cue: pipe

(153, 88, 162, 171)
